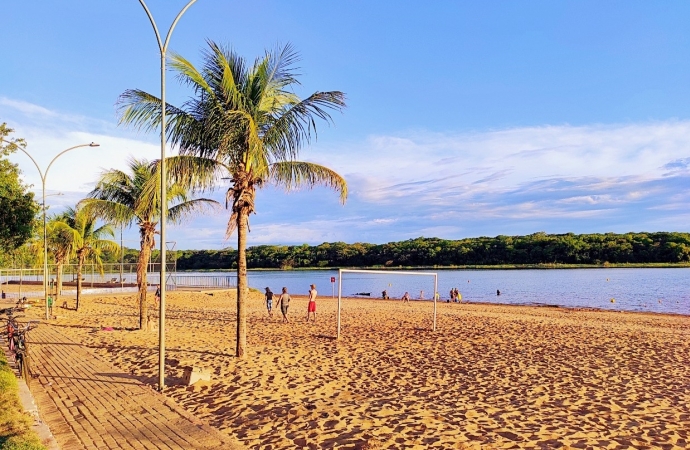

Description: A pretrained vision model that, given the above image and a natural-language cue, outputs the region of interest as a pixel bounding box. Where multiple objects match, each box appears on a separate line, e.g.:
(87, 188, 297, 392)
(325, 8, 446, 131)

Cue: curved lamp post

(6, 141, 100, 320)
(137, 0, 197, 391)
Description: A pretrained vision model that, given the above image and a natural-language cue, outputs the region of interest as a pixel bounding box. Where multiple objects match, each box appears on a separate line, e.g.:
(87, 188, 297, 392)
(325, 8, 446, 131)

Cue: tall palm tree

(118, 42, 347, 357)
(80, 158, 217, 329)
(45, 216, 76, 300)
(58, 207, 119, 310)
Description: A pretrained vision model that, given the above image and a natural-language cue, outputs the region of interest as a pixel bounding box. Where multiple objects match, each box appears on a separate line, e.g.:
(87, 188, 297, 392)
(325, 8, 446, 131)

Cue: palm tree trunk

(55, 261, 63, 301)
(236, 210, 248, 358)
(137, 225, 155, 330)
(76, 254, 84, 310)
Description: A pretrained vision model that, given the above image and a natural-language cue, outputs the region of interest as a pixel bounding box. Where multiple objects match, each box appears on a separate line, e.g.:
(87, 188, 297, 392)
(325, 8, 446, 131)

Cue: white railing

(169, 275, 237, 289)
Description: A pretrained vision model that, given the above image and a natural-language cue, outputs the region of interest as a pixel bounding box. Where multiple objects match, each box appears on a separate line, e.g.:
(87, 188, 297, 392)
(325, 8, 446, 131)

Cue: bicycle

(2, 308, 37, 385)
(11, 321, 38, 386)
(2, 308, 25, 353)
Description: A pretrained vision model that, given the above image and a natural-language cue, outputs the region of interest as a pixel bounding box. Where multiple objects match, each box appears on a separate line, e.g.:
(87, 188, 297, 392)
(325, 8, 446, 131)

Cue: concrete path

(26, 324, 243, 450)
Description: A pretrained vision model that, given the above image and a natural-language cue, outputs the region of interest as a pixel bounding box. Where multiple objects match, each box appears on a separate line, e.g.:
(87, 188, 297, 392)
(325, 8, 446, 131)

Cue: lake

(238, 268, 690, 316)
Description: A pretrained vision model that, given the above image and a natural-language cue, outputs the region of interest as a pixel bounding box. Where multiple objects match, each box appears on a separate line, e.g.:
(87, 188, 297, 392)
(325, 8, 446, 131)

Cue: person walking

(306, 284, 317, 322)
(265, 287, 274, 318)
(278, 287, 291, 323)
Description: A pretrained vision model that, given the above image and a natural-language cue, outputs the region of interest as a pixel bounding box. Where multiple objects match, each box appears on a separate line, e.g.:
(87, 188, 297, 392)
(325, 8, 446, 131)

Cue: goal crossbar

(336, 268, 438, 339)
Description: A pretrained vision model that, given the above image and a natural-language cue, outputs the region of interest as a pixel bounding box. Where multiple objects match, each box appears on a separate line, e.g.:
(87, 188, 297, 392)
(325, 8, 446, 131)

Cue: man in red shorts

(307, 284, 317, 322)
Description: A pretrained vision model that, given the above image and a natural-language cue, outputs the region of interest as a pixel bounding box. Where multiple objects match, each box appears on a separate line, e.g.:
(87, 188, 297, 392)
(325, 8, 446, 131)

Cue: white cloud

(3, 97, 689, 248)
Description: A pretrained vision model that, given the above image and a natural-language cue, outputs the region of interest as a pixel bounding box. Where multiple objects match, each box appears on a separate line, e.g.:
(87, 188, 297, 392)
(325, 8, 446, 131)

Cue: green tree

(0, 123, 39, 256)
(81, 158, 217, 328)
(56, 207, 119, 310)
(45, 215, 78, 300)
(118, 42, 347, 356)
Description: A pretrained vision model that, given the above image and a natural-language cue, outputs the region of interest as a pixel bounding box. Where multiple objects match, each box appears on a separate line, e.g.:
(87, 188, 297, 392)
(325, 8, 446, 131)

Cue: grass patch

(0, 354, 45, 450)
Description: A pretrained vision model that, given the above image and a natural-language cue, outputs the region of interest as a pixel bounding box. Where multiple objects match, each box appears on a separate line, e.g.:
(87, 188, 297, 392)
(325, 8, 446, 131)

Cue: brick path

(27, 324, 243, 450)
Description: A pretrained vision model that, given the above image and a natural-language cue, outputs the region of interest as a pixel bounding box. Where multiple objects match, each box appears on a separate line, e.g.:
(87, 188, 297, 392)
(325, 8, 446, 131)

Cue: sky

(2, 1, 690, 250)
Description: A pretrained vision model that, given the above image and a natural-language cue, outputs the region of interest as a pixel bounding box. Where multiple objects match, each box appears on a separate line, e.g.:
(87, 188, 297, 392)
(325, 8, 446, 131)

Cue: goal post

(336, 268, 439, 339)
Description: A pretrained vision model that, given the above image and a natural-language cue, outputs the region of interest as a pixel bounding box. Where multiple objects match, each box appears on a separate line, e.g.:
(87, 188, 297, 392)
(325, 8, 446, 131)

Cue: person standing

(47, 295, 54, 318)
(265, 287, 274, 318)
(154, 284, 161, 306)
(449, 288, 454, 303)
(278, 287, 291, 323)
(306, 284, 317, 322)
(402, 292, 410, 303)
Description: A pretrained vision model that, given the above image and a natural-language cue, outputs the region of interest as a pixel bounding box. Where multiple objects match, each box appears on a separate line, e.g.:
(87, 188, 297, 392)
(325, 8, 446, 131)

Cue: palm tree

(45, 216, 76, 301)
(57, 207, 119, 310)
(80, 158, 217, 329)
(118, 42, 347, 357)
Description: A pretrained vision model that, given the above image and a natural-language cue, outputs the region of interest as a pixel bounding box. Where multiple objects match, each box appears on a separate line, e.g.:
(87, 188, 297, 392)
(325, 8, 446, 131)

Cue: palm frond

(79, 198, 138, 227)
(117, 89, 198, 140)
(164, 155, 229, 193)
(262, 91, 346, 162)
(169, 52, 214, 95)
(168, 198, 220, 224)
(268, 161, 348, 204)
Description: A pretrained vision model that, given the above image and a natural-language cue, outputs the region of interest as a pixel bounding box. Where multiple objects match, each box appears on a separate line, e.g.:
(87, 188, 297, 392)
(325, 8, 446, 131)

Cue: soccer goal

(336, 268, 439, 339)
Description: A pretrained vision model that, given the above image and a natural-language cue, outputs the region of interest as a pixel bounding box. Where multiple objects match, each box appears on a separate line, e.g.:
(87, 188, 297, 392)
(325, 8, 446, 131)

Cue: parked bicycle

(2, 307, 38, 385)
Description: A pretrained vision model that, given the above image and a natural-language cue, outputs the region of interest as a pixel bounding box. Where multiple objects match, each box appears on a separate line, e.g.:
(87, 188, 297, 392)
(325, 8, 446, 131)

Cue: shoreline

(176, 262, 690, 271)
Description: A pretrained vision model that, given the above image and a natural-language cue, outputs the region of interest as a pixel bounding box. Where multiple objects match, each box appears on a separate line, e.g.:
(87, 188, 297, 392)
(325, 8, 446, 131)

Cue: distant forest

(104, 232, 690, 270)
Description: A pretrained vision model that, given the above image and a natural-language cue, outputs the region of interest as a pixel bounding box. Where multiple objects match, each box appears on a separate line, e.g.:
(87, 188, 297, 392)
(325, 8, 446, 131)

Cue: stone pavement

(26, 323, 244, 450)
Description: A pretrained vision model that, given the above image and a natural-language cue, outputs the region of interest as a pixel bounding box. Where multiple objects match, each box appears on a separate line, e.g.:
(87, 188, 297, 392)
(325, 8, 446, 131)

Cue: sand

(20, 289, 690, 449)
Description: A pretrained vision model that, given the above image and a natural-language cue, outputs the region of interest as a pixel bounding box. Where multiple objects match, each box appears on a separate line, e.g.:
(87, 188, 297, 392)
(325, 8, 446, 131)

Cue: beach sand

(22, 289, 690, 449)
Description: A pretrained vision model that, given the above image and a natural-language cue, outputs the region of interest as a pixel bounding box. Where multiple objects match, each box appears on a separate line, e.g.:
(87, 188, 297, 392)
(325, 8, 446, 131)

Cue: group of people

(448, 287, 463, 303)
(264, 284, 317, 323)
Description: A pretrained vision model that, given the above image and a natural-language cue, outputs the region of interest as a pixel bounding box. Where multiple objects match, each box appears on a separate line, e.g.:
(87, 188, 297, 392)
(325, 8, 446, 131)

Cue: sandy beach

(19, 289, 690, 449)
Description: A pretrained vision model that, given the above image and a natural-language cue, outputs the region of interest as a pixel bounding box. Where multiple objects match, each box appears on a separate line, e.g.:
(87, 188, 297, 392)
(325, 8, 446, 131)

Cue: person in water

(497, 289, 501, 296)
(401, 292, 410, 303)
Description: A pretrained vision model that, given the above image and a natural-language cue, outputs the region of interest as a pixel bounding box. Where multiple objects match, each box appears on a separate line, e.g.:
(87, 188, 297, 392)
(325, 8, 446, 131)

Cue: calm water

(238, 268, 690, 316)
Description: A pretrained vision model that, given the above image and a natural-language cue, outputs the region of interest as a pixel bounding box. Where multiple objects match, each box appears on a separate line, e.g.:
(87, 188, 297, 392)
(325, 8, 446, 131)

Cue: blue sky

(2, 1, 690, 249)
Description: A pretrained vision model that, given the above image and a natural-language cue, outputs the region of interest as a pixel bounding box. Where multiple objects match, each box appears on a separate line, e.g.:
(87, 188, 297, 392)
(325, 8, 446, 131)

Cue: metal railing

(1, 265, 236, 297)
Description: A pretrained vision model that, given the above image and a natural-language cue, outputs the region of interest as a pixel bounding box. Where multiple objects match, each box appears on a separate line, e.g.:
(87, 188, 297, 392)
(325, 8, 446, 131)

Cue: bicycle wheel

(16, 352, 24, 377)
(22, 342, 32, 383)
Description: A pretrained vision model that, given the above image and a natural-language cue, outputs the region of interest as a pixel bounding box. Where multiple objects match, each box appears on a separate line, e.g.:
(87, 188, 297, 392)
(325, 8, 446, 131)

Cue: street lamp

(137, 0, 197, 391)
(8, 142, 100, 320)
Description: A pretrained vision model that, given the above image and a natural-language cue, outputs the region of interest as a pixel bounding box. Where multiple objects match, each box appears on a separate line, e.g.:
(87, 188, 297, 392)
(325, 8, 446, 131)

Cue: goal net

(336, 268, 438, 339)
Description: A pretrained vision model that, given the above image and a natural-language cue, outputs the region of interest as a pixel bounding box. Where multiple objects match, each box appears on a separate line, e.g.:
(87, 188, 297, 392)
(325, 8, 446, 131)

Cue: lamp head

(89, 142, 100, 147)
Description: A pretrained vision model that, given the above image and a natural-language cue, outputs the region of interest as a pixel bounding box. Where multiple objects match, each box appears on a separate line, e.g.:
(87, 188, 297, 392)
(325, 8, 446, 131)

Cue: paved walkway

(26, 324, 243, 450)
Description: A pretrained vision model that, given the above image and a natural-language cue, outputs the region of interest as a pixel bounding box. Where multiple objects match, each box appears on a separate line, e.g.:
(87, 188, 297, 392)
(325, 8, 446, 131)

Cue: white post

(337, 269, 342, 339)
(433, 274, 438, 331)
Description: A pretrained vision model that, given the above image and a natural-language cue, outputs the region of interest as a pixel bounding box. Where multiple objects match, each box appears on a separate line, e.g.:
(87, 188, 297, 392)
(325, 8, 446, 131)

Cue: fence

(1, 264, 236, 298)
(170, 275, 236, 290)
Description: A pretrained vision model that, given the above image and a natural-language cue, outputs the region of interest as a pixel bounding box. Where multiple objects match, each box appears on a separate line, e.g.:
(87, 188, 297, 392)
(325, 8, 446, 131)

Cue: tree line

(168, 232, 690, 270)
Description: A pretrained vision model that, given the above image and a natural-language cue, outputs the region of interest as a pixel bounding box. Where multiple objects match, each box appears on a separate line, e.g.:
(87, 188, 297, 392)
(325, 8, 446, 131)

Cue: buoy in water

(610, 298, 615, 303)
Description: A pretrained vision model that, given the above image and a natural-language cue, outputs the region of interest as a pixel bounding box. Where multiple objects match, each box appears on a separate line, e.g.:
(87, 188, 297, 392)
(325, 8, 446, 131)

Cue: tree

(0, 123, 39, 255)
(45, 215, 77, 300)
(56, 207, 118, 310)
(81, 158, 217, 328)
(118, 42, 348, 357)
